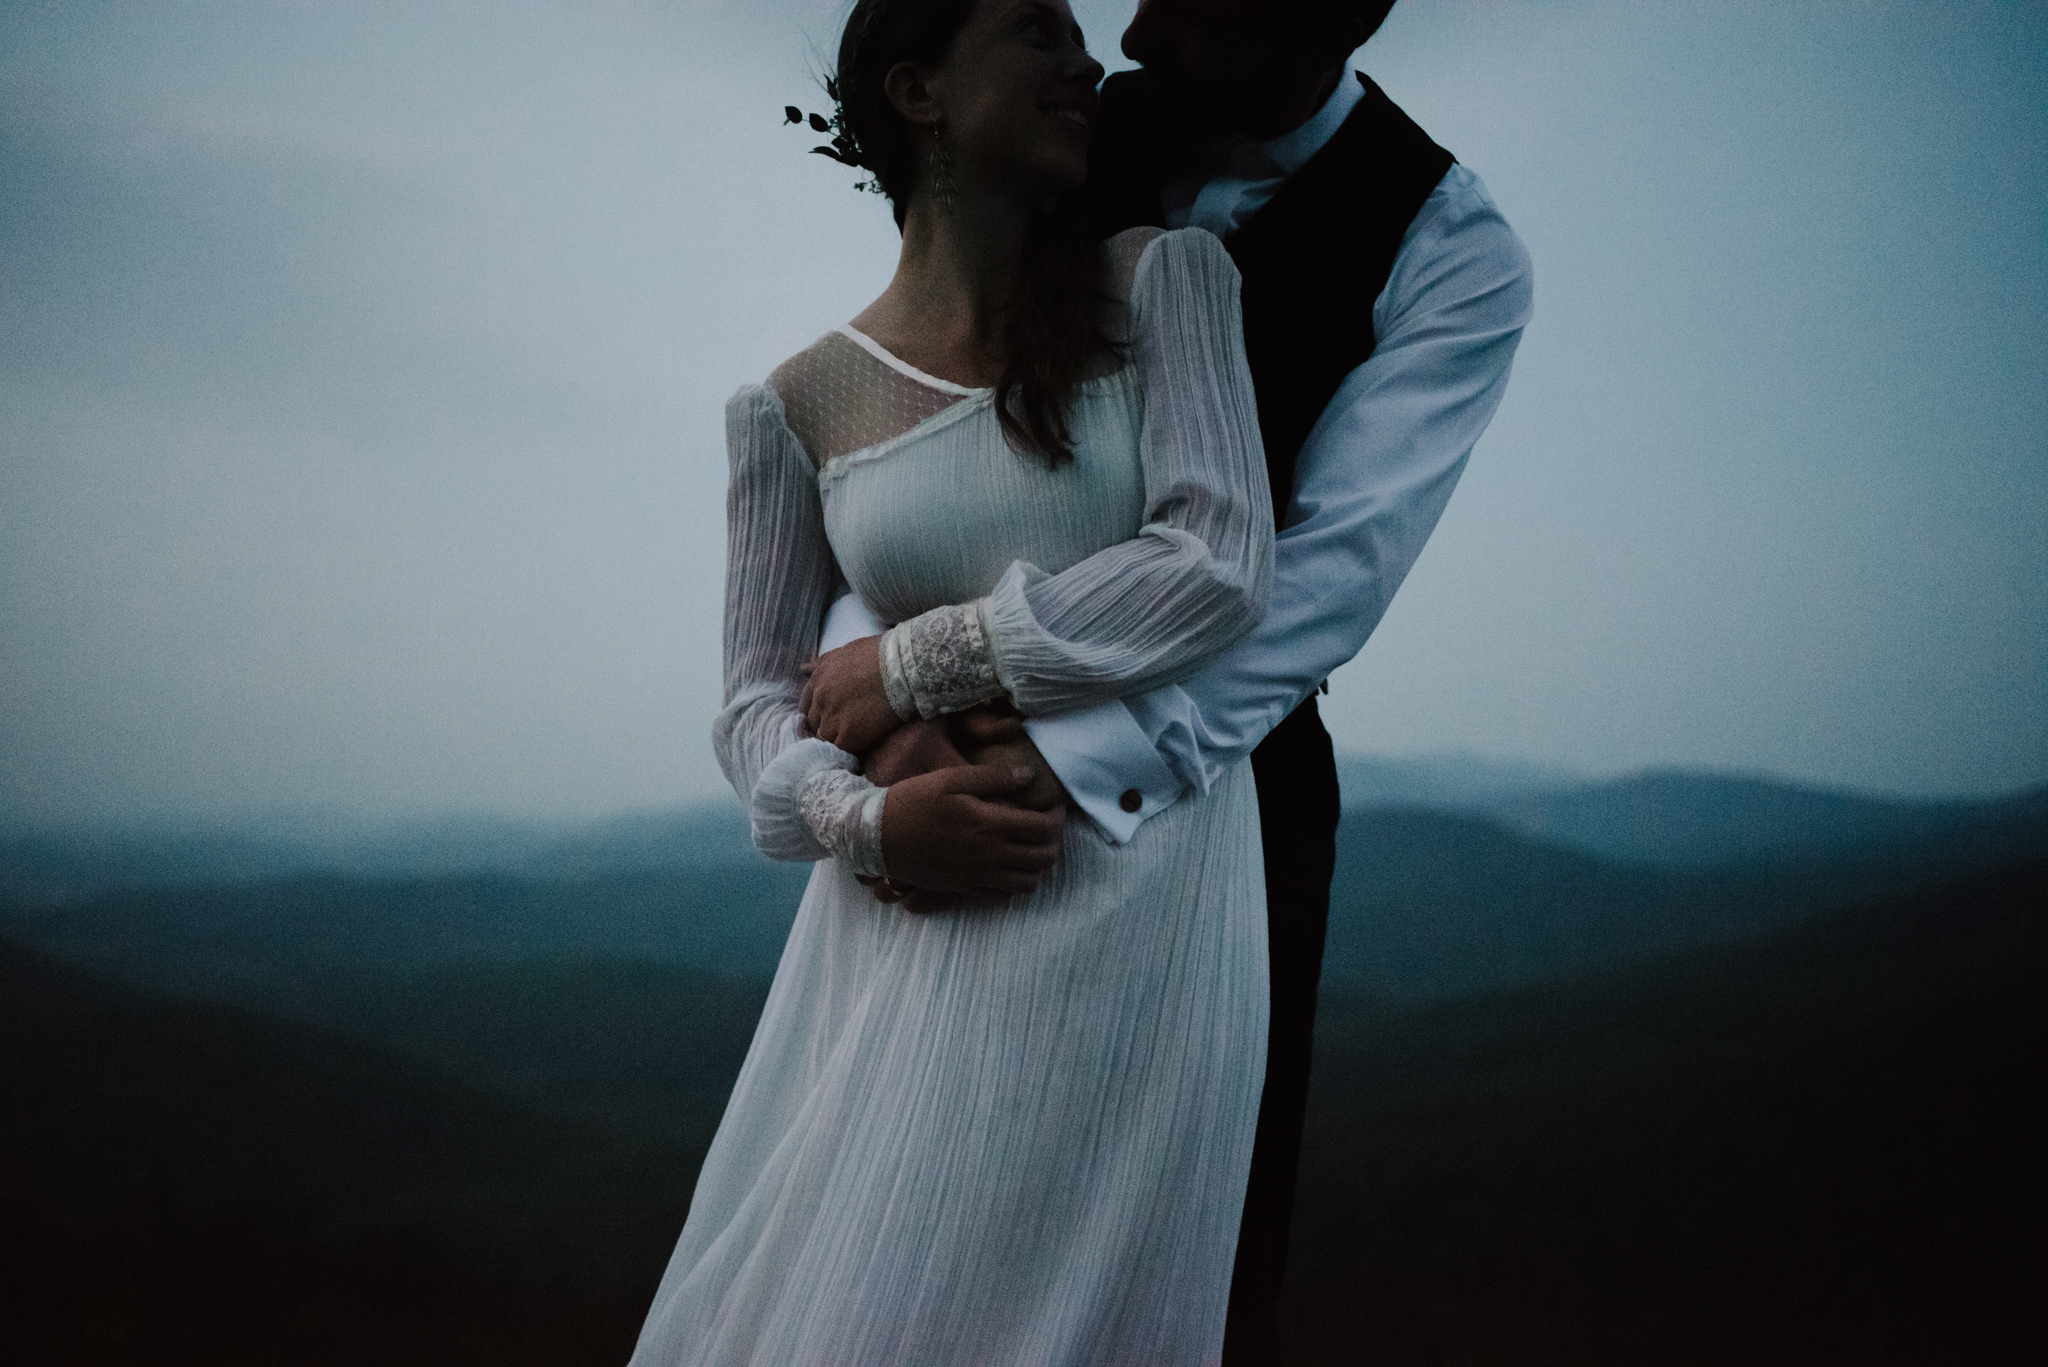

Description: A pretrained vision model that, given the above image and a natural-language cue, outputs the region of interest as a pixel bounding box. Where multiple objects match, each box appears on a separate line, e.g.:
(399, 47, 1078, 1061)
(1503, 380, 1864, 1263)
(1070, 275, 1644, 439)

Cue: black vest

(1079, 72, 1455, 526)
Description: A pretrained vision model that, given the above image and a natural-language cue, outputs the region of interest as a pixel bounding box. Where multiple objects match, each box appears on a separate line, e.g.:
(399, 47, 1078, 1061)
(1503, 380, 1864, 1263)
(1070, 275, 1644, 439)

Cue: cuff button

(1119, 788, 1143, 814)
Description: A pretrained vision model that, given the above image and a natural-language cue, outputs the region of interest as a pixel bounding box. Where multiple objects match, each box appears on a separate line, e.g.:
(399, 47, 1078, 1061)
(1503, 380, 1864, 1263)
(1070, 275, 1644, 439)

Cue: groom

(828, 0, 1532, 1357)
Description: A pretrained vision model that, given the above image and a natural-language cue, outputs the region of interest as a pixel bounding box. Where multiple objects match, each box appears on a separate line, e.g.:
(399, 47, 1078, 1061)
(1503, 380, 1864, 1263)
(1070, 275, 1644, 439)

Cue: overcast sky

(3, 0, 2043, 828)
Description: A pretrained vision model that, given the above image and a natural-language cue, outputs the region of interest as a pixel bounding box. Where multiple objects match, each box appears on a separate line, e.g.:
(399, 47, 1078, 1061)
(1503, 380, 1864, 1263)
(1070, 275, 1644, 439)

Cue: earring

(927, 122, 958, 216)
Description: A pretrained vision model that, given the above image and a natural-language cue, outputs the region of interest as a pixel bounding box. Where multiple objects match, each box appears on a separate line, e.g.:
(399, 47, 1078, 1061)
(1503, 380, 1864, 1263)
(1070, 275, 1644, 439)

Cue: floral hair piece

(785, 78, 885, 195)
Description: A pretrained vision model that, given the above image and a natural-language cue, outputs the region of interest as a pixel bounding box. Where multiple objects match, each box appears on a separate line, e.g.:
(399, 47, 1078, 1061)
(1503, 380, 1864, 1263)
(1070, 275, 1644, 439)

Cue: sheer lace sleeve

(711, 384, 887, 871)
(883, 227, 1273, 717)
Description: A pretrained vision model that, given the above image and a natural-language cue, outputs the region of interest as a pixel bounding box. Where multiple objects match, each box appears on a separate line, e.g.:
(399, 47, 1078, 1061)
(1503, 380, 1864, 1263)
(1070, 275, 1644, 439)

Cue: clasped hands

(800, 635, 1069, 910)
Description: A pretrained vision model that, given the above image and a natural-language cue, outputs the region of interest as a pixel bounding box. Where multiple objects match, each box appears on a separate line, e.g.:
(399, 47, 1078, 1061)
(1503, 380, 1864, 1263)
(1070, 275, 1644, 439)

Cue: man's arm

(1031, 165, 1535, 840)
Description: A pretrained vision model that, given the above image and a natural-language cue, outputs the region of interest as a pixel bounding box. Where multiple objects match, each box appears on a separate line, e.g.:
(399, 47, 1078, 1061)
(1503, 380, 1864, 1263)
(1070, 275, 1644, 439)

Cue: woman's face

(925, 0, 1105, 201)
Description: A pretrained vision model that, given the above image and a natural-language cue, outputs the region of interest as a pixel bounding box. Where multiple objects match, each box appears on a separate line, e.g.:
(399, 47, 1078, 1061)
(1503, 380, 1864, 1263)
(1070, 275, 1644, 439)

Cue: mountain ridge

(11, 758, 2041, 900)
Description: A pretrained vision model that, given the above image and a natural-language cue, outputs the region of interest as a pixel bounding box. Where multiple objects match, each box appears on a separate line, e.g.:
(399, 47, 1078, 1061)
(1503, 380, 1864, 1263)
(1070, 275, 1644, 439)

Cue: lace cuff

(794, 766, 889, 877)
(880, 599, 1007, 719)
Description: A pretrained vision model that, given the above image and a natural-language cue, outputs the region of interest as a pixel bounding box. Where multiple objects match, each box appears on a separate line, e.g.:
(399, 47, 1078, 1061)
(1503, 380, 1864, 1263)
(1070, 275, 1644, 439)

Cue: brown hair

(833, 0, 1117, 466)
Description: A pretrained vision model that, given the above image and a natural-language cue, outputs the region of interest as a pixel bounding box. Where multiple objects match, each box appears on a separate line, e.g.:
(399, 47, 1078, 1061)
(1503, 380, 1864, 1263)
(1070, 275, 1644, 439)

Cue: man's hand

(850, 705, 1072, 911)
(952, 705, 1071, 811)
(800, 635, 899, 754)
(861, 717, 968, 787)
(880, 764, 1066, 900)
(854, 720, 967, 907)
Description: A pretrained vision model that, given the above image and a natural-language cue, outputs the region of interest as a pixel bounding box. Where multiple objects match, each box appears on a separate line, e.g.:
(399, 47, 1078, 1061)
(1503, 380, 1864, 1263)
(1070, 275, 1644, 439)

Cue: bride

(630, 0, 1273, 1361)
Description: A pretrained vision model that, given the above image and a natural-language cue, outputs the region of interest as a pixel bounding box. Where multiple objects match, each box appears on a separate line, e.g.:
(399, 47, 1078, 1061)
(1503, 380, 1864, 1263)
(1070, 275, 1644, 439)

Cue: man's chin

(1131, 65, 1244, 140)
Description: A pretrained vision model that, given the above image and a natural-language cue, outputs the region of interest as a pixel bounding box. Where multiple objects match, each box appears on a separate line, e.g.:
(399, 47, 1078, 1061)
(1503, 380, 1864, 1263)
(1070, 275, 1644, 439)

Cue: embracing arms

(804, 227, 1275, 756)
(716, 229, 1272, 890)
(711, 386, 1064, 895)
(821, 168, 1535, 840)
(1030, 167, 1535, 837)
(806, 224, 1276, 755)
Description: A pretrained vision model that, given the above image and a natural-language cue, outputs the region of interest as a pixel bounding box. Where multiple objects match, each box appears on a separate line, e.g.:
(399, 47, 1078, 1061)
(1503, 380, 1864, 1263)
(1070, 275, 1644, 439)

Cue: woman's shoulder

(1103, 225, 1235, 307)
(748, 331, 857, 467)
(1101, 226, 1166, 302)
(722, 334, 845, 458)
(754, 328, 975, 469)
(761, 331, 854, 405)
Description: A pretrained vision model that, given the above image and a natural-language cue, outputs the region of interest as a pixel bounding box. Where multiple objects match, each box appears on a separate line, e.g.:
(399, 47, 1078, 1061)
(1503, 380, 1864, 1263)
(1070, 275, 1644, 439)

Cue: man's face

(1120, 0, 1295, 133)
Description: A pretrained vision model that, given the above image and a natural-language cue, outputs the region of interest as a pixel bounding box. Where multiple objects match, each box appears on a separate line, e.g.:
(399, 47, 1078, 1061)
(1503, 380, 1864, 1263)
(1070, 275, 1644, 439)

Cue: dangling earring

(927, 122, 958, 216)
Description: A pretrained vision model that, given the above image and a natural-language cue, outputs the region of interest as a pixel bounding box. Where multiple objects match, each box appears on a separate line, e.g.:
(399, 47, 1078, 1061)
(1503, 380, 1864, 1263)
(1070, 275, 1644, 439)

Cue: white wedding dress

(630, 227, 1273, 1366)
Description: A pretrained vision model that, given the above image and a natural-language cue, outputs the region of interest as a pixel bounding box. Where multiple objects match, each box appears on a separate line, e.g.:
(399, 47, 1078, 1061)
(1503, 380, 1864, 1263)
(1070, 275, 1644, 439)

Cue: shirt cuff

(1023, 700, 1184, 845)
(881, 599, 1006, 719)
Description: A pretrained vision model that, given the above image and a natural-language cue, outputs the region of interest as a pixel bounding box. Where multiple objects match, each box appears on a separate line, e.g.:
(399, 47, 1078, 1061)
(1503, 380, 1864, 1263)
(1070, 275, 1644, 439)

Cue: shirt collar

(1257, 68, 1365, 177)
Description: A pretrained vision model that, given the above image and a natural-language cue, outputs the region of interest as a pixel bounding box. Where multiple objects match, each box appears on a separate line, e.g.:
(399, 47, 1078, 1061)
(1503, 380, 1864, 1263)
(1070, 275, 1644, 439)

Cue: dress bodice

(714, 226, 1272, 866)
(809, 344, 1148, 627)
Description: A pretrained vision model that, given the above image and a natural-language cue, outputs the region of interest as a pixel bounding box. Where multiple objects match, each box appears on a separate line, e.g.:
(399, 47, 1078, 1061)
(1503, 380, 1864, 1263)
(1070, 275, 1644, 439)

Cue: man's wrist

(1022, 701, 1183, 845)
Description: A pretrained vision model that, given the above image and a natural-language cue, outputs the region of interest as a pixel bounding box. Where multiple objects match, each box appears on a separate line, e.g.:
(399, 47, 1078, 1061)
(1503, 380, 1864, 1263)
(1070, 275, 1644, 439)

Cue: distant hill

(1287, 859, 2048, 1363)
(8, 853, 2039, 1363)
(0, 802, 760, 902)
(0, 936, 693, 1363)
(1, 860, 810, 1025)
(8, 775, 2043, 1019)
(1338, 759, 2047, 869)
(1478, 770, 2048, 867)
(1319, 791, 2047, 1002)
(1335, 752, 1583, 811)
(11, 759, 2039, 901)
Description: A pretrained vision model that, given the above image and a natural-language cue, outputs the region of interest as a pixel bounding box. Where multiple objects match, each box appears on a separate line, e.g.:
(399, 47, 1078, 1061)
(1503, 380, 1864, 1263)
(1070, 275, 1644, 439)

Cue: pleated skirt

(629, 759, 1268, 1366)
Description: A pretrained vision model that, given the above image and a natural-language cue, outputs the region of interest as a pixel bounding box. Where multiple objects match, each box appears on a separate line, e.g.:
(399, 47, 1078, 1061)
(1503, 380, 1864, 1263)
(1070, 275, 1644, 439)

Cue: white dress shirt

(822, 71, 1533, 842)
(1163, 58, 1370, 239)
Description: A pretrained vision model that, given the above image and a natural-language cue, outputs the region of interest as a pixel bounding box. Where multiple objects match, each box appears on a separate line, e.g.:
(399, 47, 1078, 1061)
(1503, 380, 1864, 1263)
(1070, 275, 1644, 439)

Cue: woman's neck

(854, 189, 1035, 388)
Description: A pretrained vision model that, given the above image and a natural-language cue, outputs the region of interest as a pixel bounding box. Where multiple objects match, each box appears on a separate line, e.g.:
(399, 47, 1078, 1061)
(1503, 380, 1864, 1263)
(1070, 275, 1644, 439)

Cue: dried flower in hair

(781, 78, 884, 194)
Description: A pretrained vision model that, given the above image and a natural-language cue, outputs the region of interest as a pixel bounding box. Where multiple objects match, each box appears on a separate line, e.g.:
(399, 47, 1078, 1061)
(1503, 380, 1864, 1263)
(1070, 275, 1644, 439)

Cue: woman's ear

(883, 59, 941, 129)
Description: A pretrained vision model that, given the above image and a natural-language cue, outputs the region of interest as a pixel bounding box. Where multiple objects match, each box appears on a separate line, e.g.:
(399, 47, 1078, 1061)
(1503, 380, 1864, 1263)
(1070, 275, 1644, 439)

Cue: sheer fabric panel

(771, 330, 969, 469)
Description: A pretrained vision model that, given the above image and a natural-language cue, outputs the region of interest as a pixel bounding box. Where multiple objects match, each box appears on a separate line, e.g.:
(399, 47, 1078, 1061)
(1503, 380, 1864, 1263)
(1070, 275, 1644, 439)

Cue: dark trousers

(1222, 696, 1342, 1365)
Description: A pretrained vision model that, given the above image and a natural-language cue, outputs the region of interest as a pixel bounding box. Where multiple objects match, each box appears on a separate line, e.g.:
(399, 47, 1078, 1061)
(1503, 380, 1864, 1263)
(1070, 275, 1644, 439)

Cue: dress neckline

(836, 324, 993, 397)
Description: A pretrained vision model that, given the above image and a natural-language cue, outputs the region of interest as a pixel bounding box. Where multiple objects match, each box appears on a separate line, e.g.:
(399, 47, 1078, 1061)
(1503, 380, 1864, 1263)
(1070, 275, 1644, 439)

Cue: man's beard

(1136, 52, 1296, 145)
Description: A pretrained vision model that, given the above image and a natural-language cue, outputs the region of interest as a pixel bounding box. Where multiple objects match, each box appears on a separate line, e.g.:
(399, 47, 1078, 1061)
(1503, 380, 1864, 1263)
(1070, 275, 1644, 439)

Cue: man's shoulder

(1400, 164, 1531, 284)
(1419, 164, 1507, 228)
(1229, 73, 1449, 262)
(1313, 73, 1455, 204)
(1374, 163, 1534, 332)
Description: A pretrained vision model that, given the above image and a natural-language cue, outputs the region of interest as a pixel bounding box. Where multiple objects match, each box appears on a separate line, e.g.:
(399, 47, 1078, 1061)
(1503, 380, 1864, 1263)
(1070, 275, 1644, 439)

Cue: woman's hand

(800, 635, 900, 754)
(880, 763, 1065, 900)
